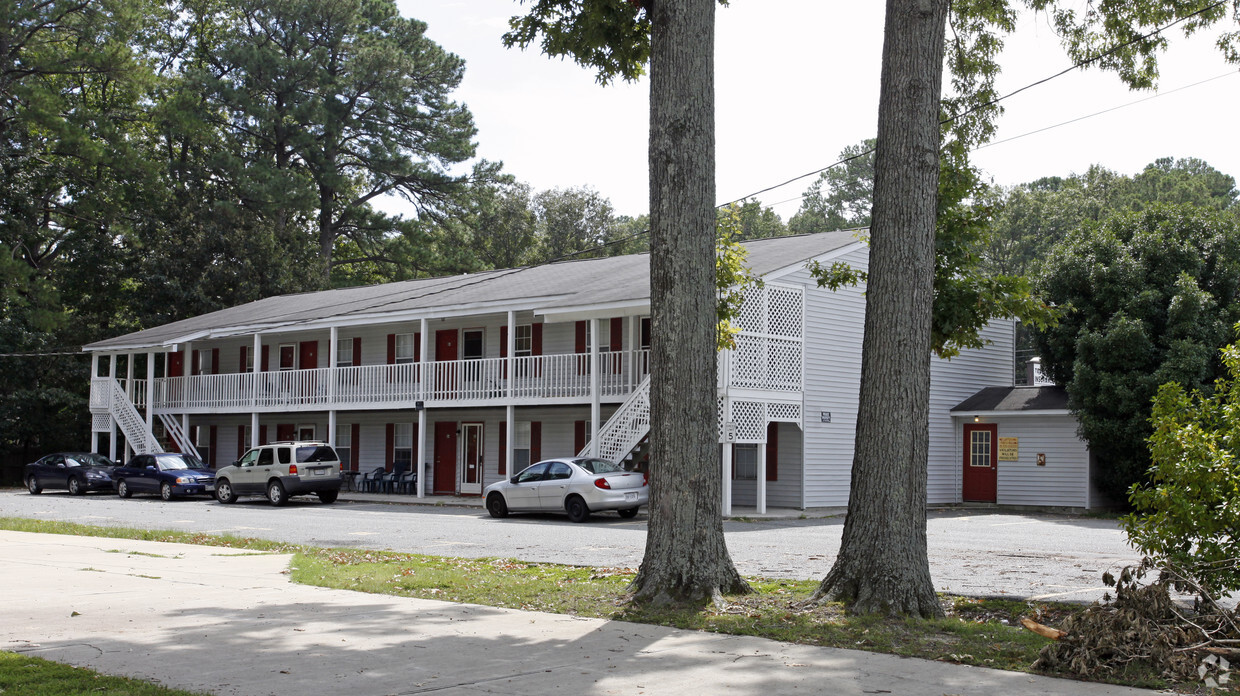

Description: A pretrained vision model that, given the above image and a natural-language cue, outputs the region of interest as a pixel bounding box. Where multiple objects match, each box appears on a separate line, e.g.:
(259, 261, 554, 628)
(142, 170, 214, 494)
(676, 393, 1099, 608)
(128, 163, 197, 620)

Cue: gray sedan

(484, 457, 648, 522)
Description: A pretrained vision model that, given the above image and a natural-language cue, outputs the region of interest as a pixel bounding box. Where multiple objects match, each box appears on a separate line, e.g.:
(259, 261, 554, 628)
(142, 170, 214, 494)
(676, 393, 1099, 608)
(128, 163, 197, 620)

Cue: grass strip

(0, 516, 1165, 690)
(0, 651, 207, 695)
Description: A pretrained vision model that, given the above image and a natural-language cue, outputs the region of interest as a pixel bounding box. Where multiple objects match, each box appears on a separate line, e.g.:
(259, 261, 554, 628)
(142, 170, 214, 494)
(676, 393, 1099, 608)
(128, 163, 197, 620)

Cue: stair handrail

(578, 374, 652, 462)
(100, 378, 160, 454)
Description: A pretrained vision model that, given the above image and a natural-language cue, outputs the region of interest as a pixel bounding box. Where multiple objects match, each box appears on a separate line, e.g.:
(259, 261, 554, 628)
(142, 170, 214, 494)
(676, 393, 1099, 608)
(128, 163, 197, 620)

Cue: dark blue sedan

(25, 452, 119, 495)
(113, 453, 215, 500)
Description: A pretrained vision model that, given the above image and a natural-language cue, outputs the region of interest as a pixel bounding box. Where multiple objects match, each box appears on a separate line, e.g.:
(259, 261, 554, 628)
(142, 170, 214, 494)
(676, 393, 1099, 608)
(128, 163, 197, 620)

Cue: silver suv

(214, 441, 343, 506)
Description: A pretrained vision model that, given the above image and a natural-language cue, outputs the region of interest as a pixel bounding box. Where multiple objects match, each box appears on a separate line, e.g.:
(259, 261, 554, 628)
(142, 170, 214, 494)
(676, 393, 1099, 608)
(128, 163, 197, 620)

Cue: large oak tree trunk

(810, 0, 950, 617)
(629, 0, 749, 606)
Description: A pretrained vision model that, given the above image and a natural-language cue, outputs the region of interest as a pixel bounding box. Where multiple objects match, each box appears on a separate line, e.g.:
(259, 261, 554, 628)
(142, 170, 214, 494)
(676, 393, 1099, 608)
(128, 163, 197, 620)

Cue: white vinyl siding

(954, 414, 1092, 508)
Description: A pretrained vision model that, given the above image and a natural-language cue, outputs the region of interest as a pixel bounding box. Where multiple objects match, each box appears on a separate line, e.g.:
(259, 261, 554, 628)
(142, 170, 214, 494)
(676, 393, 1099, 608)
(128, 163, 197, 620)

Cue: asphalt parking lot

(0, 488, 1140, 602)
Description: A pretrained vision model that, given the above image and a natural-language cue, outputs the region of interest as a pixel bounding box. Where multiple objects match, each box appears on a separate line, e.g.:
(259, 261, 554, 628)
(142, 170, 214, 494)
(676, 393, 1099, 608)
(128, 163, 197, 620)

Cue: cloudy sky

(390, 0, 1240, 219)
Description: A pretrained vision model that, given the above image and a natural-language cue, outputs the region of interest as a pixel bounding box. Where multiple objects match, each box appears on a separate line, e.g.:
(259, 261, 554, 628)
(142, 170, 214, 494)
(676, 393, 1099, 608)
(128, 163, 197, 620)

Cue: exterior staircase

(158, 413, 201, 460)
(97, 378, 161, 454)
(578, 375, 651, 462)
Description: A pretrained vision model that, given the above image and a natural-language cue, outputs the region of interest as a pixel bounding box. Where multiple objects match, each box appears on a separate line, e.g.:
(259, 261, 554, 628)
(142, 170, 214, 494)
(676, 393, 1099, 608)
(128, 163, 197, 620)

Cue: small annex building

(80, 229, 1082, 513)
(949, 382, 1102, 510)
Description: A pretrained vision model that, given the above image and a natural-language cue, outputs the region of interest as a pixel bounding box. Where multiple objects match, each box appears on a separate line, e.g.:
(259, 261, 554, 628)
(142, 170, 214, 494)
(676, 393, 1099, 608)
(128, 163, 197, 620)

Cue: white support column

(589, 317, 600, 456)
(722, 443, 733, 516)
(506, 311, 515, 400)
(251, 412, 259, 448)
(419, 319, 429, 402)
(251, 334, 261, 428)
(416, 408, 427, 498)
(125, 352, 134, 400)
(505, 404, 515, 478)
(328, 326, 338, 407)
(756, 439, 767, 515)
(91, 352, 99, 379)
(181, 342, 190, 441)
(145, 352, 155, 436)
(328, 410, 337, 447)
(628, 315, 638, 391)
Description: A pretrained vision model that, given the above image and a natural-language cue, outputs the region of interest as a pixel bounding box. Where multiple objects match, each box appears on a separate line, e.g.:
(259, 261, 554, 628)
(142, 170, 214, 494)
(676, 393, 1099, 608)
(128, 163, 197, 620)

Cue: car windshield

(573, 458, 623, 474)
(155, 454, 207, 470)
(296, 445, 338, 463)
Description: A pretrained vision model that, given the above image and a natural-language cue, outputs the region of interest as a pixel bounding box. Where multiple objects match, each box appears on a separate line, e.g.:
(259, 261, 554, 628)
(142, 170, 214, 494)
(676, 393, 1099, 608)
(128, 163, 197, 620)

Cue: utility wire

(717, 0, 1229, 210)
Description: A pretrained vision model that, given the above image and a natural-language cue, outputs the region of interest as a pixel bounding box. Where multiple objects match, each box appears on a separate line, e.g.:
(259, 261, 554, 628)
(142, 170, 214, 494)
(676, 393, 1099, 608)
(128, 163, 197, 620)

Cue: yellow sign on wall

(997, 437, 1019, 461)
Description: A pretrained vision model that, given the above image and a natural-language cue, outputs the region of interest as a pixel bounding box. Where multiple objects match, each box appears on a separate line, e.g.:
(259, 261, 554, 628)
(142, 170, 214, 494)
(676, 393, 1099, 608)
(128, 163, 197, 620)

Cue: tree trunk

(629, 0, 749, 606)
(809, 0, 949, 618)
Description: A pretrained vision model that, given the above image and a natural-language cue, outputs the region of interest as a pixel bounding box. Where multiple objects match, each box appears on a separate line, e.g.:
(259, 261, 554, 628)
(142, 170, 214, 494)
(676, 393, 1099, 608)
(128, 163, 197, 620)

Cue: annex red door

(433, 421, 458, 494)
(962, 423, 998, 502)
(435, 330, 457, 398)
(276, 424, 295, 443)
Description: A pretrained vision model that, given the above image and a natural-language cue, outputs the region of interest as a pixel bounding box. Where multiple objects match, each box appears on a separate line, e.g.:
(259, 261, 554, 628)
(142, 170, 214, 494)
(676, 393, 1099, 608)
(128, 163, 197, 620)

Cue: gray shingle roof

(84, 230, 862, 352)
(950, 386, 1070, 413)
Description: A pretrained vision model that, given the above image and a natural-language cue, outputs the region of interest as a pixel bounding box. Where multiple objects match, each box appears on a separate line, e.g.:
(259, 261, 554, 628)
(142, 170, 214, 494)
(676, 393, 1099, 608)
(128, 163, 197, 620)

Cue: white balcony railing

(136, 349, 654, 412)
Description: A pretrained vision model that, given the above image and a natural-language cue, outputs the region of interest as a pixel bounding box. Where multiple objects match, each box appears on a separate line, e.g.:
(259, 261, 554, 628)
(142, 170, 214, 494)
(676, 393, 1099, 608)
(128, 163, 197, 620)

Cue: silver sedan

(484, 457, 648, 522)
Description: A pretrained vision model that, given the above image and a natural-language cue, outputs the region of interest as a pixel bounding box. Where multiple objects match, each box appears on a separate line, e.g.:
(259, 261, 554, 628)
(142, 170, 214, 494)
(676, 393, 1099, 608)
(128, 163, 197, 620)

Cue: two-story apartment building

(83, 230, 1030, 513)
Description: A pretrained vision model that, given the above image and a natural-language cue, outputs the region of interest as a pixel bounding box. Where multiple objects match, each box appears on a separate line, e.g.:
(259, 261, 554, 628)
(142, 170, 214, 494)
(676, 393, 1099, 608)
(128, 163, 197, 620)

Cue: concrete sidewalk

(0, 530, 1154, 696)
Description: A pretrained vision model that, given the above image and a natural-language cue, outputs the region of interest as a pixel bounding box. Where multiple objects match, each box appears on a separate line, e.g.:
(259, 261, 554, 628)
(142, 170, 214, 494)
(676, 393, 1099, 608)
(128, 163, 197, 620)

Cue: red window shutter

(498, 422, 506, 476)
(414, 332, 421, 362)
(387, 334, 396, 364)
(766, 422, 778, 481)
(385, 423, 394, 472)
(575, 321, 587, 353)
(261, 345, 269, 372)
(209, 426, 217, 468)
(237, 425, 246, 459)
(352, 337, 362, 366)
(259, 425, 268, 446)
(351, 423, 360, 471)
(500, 326, 508, 358)
(211, 348, 219, 374)
(610, 318, 623, 352)
(530, 421, 541, 463)
(574, 420, 586, 455)
(191, 350, 200, 375)
(239, 346, 247, 373)
(532, 324, 543, 355)
(730, 444, 737, 479)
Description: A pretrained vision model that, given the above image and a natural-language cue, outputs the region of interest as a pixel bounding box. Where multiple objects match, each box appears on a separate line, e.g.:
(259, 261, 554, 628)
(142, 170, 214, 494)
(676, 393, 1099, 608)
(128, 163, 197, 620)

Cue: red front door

(433, 421, 457, 494)
(963, 423, 998, 502)
(168, 351, 184, 377)
(435, 330, 457, 397)
(299, 341, 318, 370)
(276, 424, 295, 442)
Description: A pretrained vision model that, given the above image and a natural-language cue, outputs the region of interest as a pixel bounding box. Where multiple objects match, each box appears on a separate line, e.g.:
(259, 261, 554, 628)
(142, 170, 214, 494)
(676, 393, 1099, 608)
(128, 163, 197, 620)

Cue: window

(393, 422, 413, 471)
(514, 422, 531, 471)
(463, 329, 484, 360)
(195, 426, 212, 468)
(734, 444, 758, 480)
(514, 325, 532, 357)
(279, 344, 296, 370)
(244, 347, 254, 373)
(257, 448, 274, 466)
(546, 462, 573, 480)
(970, 430, 992, 467)
(335, 424, 352, 471)
(297, 424, 315, 441)
(336, 338, 353, 368)
(193, 350, 211, 376)
(515, 462, 548, 483)
(394, 333, 415, 364)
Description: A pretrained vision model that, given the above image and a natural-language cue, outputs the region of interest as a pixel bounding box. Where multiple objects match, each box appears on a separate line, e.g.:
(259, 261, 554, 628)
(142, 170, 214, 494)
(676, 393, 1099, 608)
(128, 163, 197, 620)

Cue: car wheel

(68, 477, 85, 496)
(26, 476, 42, 495)
(160, 482, 174, 501)
(215, 479, 237, 504)
(267, 480, 287, 507)
(317, 490, 338, 504)
(116, 479, 132, 498)
(617, 507, 639, 519)
(486, 492, 508, 519)
(565, 496, 590, 523)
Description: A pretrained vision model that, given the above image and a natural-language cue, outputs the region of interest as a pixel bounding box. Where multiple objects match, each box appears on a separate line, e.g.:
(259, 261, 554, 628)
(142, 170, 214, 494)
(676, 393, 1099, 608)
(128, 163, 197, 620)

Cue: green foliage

(0, 651, 208, 696)
(503, 0, 653, 84)
(788, 139, 875, 234)
(720, 198, 787, 240)
(1123, 336, 1240, 596)
(1035, 204, 1240, 502)
(805, 140, 1060, 359)
(715, 206, 763, 350)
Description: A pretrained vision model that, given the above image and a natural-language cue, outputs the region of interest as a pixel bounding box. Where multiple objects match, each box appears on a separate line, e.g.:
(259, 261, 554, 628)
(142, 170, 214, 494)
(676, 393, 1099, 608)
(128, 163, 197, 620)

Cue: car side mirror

(146, 464, 156, 470)
(510, 476, 519, 485)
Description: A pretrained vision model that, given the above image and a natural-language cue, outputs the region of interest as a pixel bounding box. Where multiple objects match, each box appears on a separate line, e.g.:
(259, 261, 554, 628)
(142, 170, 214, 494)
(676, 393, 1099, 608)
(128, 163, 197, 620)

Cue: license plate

(625, 492, 637, 502)
(313, 468, 325, 476)
(205, 486, 215, 492)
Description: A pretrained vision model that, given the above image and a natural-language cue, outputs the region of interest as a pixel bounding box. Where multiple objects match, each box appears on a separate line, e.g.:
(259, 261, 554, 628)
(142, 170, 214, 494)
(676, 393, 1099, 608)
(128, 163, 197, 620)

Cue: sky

(390, 0, 1240, 220)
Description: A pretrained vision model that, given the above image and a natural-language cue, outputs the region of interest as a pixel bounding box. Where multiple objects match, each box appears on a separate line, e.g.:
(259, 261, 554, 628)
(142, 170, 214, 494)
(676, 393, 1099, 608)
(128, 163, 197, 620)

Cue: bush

(1122, 337, 1240, 597)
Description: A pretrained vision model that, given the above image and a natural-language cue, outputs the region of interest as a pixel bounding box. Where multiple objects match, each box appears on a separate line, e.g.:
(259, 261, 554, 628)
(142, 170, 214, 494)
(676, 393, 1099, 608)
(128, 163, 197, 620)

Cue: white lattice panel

(768, 339, 802, 390)
(717, 397, 726, 441)
(730, 400, 767, 443)
(92, 414, 112, 432)
(730, 336, 766, 389)
(736, 288, 765, 334)
(767, 286, 803, 338)
(767, 402, 801, 422)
